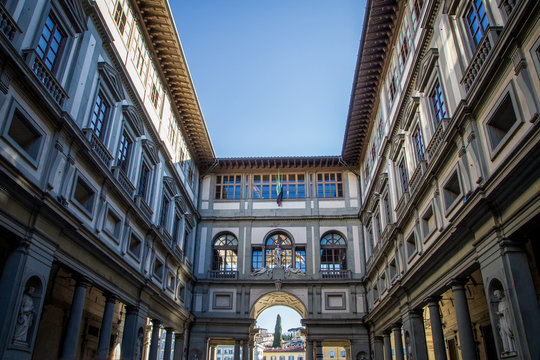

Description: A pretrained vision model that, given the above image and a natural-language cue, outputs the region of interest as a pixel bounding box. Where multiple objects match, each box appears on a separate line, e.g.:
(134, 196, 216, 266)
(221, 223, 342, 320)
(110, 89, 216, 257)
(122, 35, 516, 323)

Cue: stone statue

(13, 286, 36, 343)
(493, 289, 515, 353)
(285, 267, 305, 276)
(252, 267, 268, 276)
(274, 245, 282, 267)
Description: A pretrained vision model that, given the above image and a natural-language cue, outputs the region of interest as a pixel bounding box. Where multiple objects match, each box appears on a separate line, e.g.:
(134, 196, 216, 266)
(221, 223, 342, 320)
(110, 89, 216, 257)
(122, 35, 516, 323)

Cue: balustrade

(23, 49, 68, 106)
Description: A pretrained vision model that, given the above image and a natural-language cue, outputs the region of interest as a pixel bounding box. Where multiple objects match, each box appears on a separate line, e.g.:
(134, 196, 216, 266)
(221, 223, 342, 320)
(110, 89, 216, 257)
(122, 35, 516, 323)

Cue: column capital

(391, 323, 402, 331)
(426, 295, 442, 306)
(125, 304, 139, 314)
(174, 332, 184, 339)
(152, 318, 162, 326)
(449, 278, 468, 289)
(103, 292, 117, 302)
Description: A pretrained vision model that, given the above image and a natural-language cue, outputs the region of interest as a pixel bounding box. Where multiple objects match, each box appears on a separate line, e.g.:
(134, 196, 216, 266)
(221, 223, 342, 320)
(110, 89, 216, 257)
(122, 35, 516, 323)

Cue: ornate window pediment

(59, 0, 87, 34)
(163, 176, 177, 195)
(174, 194, 187, 214)
(401, 96, 421, 131)
(142, 139, 160, 165)
(122, 105, 144, 137)
(98, 62, 125, 102)
(415, 48, 439, 92)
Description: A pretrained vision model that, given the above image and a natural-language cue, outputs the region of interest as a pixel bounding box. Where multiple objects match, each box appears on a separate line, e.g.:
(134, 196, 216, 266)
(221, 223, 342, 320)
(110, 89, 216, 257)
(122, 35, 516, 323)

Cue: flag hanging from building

(276, 172, 283, 206)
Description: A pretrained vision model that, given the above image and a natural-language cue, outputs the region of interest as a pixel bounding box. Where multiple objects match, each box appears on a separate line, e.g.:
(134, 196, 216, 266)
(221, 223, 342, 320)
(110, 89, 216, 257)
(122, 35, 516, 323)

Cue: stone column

(451, 281, 478, 360)
(392, 326, 404, 360)
(373, 336, 384, 360)
(427, 297, 447, 360)
(208, 345, 215, 360)
(121, 306, 139, 359)
(148, 319, 162, 360)
(234, 339, 241, 360)
(383, 332, 392, 360)
(306, 340, 314, 360)
(403, 310, 429, 360)
(173, 332, 184, 360)
(315, 340, 323, 360)
(163, 328, 173, 360)
(61, 279, 88, 360)
(97, 294, 116, 360)
(243, 339, 249, 360)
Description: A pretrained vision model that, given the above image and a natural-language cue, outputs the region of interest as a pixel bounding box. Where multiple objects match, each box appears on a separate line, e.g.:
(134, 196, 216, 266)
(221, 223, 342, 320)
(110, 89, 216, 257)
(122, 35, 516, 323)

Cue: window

(411, 0, 424, 28)
(113, 0, 133, 42)
(430, 80, 447, 126)
(398, 158, 409, 194)
(37, 14, 64, 71)
(373, 211, 381, 244)
(340, 350, 346, 358)
(383, 193, 392, 226)
(265, 233, 293, 268)
(187, 163, 194, 187)
(215, 175, 242, 199)
(406, 232, 417, 259)
(116, 131, 132, 172)
(212, 234, 238, 272)
(73, 176, 96, 214)
(172, 213, 182, 245)
(252, 247, 263, 270)
(6, 108, 44, 162)
(167, 273, 175, 290)
(486, 94, 518, 151)
(289, 356, 294, 360)
(295, 247, 306, 272)
(412, 127, 425, 163)
(128, 233, 142, 259)
(104, 207, 122, 239)
(159, 196, 170, 228)
(137, 163, 151, 198)
(131, 28, 148, 78)
(320, 233, 347, 271)
(282, 173, 306, 199)
(153, 258, 164, 281)
(90, 92, 110, 140)
(329, 350, 336, 358)
(466, 0, 489, 47)
(316, 173, 343, 198)
(421, 205, 436, 237)
(443, 171, 462, 210)
(389, 258, 397, 280)
(252, 174, 272, 199)
(150, 83, 159, 108)
(280, 356, 285, 360)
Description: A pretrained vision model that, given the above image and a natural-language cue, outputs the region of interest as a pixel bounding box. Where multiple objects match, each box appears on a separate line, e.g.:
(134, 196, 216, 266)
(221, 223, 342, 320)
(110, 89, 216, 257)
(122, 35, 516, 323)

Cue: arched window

(252, 232, 306, 271)
(213, 234, 238, 271)
(320, 233, 347, 271)
(265, 233, 293, 268)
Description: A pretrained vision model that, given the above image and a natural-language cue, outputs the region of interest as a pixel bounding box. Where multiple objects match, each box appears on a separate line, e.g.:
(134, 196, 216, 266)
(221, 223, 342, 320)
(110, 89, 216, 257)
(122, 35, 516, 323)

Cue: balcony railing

(0, 2, 21, 42)
(112, 166, 135, 198)
(321, 270, 351, 279)
(395, 190, 410, 220)
(22, 49, 68, 106)
(409, 160, 427, 194)
(426, 118, 449, 161)
(461, 27, 502, 92)
(82, 128, 113, 167)
(135, 195, 153, 221)
(208, 270, 238, 279)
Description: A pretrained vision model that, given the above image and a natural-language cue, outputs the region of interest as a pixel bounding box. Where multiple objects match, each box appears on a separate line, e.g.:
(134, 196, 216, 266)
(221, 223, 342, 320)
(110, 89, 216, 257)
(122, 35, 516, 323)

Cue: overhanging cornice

(341, 0, 400, 165)
(134, 0, 215, 170)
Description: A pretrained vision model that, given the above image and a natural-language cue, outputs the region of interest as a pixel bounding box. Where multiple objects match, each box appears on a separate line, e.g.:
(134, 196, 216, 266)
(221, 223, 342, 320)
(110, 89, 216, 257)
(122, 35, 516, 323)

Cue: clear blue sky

(256, 306, 302, 333)
(170, 1, 366, 157)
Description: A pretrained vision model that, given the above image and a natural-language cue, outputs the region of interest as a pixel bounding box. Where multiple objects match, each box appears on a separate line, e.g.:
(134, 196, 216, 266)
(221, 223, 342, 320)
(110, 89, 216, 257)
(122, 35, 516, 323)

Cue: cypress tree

(272, 314, 283, 348)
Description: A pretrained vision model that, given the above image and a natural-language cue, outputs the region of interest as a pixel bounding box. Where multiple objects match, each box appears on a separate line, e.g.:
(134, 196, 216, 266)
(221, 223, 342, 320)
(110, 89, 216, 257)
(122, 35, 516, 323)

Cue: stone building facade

(0, 0, 538, 360)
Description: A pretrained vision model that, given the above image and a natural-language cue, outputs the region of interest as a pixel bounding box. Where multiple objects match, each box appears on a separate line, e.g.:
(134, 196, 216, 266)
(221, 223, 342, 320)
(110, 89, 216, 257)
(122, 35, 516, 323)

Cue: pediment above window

(163, 176, 177, 195)
(415, 49, 439, 93)
(375, 172, 388, 194)
(390, 133, 406, 161)
(401, 96, 420, 131)
(185, 213, 194, 228)
(142, 139, 160, 165)
(59, 0, 87, 33)
(122, 105, 144, 137)
(174, 195, 187, 214)
(98, 62, 125, 102)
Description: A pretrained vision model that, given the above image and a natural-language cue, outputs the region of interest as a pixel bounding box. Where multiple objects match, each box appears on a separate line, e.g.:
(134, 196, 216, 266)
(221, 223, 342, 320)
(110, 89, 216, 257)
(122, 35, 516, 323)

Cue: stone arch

(250, 291, 307, 320)
(320, 230, 348, 243)
(263, 228, 296, 244)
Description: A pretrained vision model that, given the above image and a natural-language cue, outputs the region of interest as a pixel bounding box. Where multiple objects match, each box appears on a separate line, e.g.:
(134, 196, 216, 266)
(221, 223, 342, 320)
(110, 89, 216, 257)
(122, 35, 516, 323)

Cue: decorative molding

(142, 139, 160, 165)
(390, 132, 406, 161)
(163, 176, 177, 195)
(98, 62, 125, 102)
(401, 96, 421, 131)
(415, 48, 439, 92)
(174, 195, 187, 214)
(122, 105, 144, 137)
(60, 0, 88, 34)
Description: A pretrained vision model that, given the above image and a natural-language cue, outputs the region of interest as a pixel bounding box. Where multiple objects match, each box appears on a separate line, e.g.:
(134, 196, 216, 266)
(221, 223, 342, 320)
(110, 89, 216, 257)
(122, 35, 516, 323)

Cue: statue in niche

(493, 289, 515, 354)
(13, 286, 36, 343)
(134, 329, 144, 360)
(274, 244, 282, 267)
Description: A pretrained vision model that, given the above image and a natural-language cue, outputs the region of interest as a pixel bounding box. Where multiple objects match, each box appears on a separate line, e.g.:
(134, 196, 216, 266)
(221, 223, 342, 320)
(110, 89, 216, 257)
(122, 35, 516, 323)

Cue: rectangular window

(443, 171, 462, 210)
(431, 80, 447, 126)
(159, 196, 169, 228)
(128, 233, 142, 259)
(187, 165, 194, 186)
(486, 94, 518, 151)
(412, 127, 425, 163)
(215, 175, 242, 200)
(131, 29, 148, 78)
(37, 14, 64, 71)
(90, 92, 110, 140)
(252, 248, 263, 270)
(411, 0, 424, 28)
(73, 176, 95, 214)
(104, 208, 122, 239)
(406, 232, 417, 259)
(6, 109, 43, 162)
(421, 205, 436, 237)
(467, 0, 489, 47)
(383, 193, 392, 225)
(398, 159, 409, 194)
(316, 172, 343, 198)
(113, 0, 132, 43)
(283, 173, 306, 199)
(138, 163, 150, 198)
(295, 247, 306, 272)
(153, 259, 164, 281)
(172, 213, 182, 244)
(252, 175, 271, 199)
(116, 131, 132, 172)
(150, 83, 159, 108)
